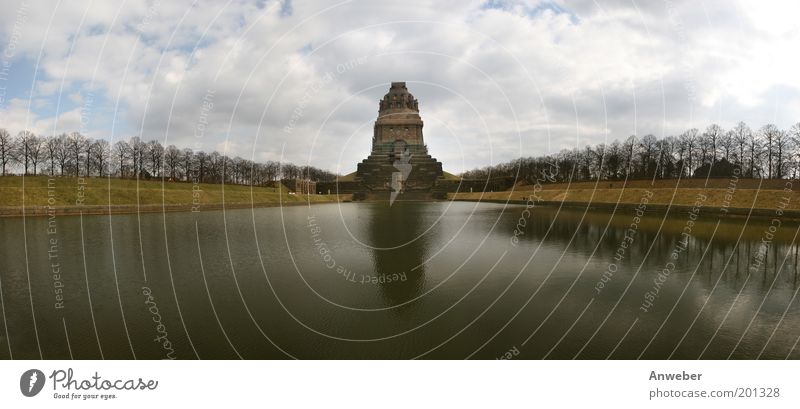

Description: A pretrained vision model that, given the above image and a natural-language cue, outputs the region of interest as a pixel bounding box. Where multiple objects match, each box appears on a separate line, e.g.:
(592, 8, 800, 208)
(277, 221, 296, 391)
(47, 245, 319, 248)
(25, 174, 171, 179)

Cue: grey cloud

(0, 0, 798, 174)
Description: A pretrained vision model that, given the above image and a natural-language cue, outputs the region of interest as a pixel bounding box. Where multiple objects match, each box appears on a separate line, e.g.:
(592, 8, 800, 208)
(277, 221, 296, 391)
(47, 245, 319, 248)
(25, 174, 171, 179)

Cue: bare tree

(91, 139, 110, 177)
(264, 160, 279, 183)
(27, 134, 44, 175)
(147, 140, 164, 178)
(704, 124, 724, 163)
(747, 129, 762, 177)
(180, 148, 193, 181)
(196, 151, 208, 183)
(791, 122, 800, 178)
(67, 132, 87, 176)
(719, 130, 734, 163)
(679, 128, 699, 176)
(15, 130, 37, 175)
(638, 134, 659, 177)
(592, 143, 606, 180)
(83, 137, 95, 176)
(774, 128, 792, 179)
(44, 136, 60, 175)
(207, 151, 222, 182)
(622, 135, 637, 177)
(658, 137, 677, 178)
(1, 132, 336, 186)
(164, 145, 181, 180)
(54, 133, 70, 176)
(130, 137, 145, 178)
(761, 124, 780, 178)
(0, 128, 14, 176)
(114, 140, 130, 177)
(732, 121, 751, 167)
(605, 141, 622, 179)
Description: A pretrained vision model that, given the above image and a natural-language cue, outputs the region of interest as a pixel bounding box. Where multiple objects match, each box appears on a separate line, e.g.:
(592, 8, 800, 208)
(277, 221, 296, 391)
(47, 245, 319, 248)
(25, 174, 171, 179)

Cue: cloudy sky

(0, 0, 798, 174)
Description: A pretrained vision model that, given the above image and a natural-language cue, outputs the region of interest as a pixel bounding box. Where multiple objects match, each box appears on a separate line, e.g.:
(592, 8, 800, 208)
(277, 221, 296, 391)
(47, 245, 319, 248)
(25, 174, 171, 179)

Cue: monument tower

(355, 82, 444, 200)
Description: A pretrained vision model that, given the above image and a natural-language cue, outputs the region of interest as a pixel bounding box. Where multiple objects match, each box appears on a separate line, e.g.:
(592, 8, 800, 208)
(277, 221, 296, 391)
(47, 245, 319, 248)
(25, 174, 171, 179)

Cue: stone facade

(355, 82, 445, 200)
(282, 178, 316, 195)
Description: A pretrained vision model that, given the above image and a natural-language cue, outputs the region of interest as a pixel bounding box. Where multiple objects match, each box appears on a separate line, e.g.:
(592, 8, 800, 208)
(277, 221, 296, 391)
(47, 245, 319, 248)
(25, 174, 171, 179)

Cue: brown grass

(0, 176, 345, 208)
(452, 178, 799, 211)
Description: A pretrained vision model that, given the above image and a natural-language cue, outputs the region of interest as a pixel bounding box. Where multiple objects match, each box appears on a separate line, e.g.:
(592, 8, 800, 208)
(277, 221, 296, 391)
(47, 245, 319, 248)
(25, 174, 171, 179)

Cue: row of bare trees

(462, 122, 800, 183)
(0, 129, 337, 184)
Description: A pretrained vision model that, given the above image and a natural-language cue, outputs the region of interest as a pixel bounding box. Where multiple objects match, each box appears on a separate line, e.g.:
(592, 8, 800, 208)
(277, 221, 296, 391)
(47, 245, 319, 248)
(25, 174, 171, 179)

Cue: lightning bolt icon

(29, 372, 37, 392)
(390, 149, 412, 205)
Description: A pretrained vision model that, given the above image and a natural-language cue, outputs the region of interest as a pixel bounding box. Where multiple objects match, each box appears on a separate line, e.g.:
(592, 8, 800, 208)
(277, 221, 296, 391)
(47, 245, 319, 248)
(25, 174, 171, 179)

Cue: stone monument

(355, 82, 445, 201)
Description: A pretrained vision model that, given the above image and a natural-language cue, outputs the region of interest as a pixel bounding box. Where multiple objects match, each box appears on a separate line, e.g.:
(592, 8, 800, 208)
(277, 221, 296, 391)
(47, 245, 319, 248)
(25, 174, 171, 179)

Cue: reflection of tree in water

(508, 206, 800, 290)
(364, 202, 433, 305)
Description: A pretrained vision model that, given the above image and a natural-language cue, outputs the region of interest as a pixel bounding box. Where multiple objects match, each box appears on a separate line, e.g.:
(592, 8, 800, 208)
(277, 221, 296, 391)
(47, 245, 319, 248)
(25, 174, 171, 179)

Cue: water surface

(1, 201, 799, 359)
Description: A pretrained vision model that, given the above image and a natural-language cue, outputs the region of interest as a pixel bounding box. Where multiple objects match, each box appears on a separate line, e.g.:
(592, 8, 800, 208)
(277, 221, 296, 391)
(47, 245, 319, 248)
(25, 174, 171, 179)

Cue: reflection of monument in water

(364, 202, 430, 303)
(355, 82, 446, 201)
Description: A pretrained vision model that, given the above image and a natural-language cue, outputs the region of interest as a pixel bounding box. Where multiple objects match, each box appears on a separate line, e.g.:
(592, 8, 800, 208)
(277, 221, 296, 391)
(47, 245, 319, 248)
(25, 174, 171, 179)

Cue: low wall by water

(435, 177, 515, 193)
(0, 200, 349, 218)
(452, 198, 800, 220)
(316, 177, 514, 199)
(316, 181, 363, 194)
(10, 197, 796, 220)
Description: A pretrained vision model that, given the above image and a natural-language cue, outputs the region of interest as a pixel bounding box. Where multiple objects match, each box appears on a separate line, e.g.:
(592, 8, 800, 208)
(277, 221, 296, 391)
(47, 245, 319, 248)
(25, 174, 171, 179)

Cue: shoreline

(4, 195, 798, 220)
(451, 198, 800, 220)
(0, 200, 349, 218)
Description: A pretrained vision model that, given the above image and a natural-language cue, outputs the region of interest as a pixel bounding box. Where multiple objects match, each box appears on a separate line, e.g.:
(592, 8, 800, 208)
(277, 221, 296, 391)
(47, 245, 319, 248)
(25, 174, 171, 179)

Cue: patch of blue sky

(0, 56, 36, 103)
(279, 0, 293, 17)
(481, 0, 579, 23)
(298, 42, 313, 55)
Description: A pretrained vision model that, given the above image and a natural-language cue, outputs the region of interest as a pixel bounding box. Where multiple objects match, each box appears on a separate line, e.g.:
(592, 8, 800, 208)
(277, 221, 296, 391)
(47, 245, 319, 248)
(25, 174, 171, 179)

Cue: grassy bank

(0, 176, 346, 215)
(450, 178, 800, 212)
